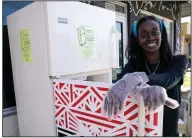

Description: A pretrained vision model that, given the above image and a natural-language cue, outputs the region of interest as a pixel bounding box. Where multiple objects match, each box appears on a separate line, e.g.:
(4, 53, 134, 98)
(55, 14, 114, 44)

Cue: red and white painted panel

(53, 80, 163, 136)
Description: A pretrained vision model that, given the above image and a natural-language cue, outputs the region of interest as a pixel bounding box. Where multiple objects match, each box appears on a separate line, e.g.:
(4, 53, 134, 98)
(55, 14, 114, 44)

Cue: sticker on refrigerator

(77, 25, 96, 59)
(20, 29, 32, 62)
(58, 17, 68, 24)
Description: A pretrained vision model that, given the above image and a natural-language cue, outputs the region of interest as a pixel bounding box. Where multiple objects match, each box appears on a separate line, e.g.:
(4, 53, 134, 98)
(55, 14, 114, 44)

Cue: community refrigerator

(7, 1, 163, 136)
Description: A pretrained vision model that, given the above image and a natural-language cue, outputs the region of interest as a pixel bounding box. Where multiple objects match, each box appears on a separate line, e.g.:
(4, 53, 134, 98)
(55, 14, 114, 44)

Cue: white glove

(134, 84, 167, 112)
(102, 72, 148, 120)
(132, 73, 180, 111)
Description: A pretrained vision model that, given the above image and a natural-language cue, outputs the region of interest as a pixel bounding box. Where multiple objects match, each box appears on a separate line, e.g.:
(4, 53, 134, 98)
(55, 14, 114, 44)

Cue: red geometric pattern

(53, 80, 163, 136)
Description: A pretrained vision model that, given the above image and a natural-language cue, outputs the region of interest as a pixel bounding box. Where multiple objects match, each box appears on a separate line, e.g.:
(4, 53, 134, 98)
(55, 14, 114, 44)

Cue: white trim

(105, 1, 127, 16)
(107, 1, 127, 7)
(115, 11, 126, 17)
(138, 99, 145, 136)
(50, 69, 112, 79)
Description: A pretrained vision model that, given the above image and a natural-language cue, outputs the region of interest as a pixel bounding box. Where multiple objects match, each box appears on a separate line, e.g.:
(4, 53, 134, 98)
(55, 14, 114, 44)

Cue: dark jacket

(120, 55, 188, 136)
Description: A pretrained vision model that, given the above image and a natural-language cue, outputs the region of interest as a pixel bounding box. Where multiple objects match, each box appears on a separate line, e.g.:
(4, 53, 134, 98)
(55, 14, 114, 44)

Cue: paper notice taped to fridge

(77, 25, 96, 59)
(20, 29, 32, 62)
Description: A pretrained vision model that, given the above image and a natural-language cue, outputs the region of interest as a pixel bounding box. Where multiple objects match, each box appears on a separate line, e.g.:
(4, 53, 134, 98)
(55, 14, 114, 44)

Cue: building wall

(181, 23, 191, 56)
(3, 114, 20, 136)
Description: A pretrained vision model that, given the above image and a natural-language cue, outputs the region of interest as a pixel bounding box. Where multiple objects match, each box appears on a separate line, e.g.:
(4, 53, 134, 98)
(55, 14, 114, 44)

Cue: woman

(121, 16, 188, 136)
(104, 16, 188, 136)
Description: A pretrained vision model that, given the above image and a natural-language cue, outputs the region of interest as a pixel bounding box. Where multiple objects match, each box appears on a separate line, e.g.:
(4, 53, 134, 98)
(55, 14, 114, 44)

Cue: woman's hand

(103, 89, 123, 120)
(138, 85, 179, 112)
(140, 85, 167, 111)
(102, 73, 148, 120)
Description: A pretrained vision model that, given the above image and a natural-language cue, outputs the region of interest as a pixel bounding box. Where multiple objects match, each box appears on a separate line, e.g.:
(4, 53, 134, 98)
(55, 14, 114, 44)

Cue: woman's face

(138, 20, 162, 53)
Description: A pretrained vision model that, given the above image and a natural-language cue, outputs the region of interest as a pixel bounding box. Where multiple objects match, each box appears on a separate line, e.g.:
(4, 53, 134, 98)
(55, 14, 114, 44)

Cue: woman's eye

(140, 32, 147, 37)
(152, 32, 160, 35)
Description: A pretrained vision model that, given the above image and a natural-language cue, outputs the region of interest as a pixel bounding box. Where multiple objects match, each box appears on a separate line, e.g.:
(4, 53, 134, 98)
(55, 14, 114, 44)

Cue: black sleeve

(119, 59, 135, 79)
(147, 55, 189, 90)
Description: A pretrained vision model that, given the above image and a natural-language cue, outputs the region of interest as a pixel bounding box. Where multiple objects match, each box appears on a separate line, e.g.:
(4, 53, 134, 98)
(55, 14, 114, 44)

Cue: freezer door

(45, 2, 117, 76)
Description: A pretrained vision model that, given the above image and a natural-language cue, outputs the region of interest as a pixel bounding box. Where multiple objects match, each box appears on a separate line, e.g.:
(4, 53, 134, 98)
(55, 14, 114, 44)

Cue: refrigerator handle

(49, 76, 62, 79)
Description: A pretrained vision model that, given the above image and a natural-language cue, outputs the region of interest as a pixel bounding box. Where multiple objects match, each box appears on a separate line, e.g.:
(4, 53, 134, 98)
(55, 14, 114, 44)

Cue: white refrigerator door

(45, 2, 117, 76)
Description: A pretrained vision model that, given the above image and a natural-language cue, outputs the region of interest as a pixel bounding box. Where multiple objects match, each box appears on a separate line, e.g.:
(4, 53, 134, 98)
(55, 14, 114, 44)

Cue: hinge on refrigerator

(49, 76, 62, 79)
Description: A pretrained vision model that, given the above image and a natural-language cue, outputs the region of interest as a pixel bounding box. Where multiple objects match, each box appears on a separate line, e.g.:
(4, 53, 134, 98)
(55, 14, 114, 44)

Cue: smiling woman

(118, 16, 189, 137)
(138, 20, 162, 53)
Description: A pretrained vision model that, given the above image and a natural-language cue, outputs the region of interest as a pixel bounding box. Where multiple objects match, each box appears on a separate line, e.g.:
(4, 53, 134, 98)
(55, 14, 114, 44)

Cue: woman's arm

(120, 55, 188, 90)
(147, 55, 189, 90)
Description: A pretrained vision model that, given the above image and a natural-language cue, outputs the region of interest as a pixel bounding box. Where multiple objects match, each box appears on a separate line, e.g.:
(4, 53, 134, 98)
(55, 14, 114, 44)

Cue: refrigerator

(7, 1, 163, 137)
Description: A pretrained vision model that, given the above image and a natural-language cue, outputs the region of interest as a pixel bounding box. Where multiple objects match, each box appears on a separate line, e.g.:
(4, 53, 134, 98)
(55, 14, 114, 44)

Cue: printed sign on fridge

(20, 29, 32, 62)
(77, 25, 96, 59)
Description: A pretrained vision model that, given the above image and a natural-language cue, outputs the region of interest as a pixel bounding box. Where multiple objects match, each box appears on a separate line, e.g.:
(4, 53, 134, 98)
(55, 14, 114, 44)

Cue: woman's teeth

(147, 43, 156, 47)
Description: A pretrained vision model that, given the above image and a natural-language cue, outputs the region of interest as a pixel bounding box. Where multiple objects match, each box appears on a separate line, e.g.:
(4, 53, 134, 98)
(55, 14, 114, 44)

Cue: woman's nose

(147, 34, 155, 41)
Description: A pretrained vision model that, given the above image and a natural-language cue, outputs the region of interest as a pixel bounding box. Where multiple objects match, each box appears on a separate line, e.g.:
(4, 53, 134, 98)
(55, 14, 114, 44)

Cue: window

(3, 25, 16, 111)
(115, 4, 125, 14)
(94, 1, 127, 15)
(116, 21, 124, 68)
(112, 15, 127, 83)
